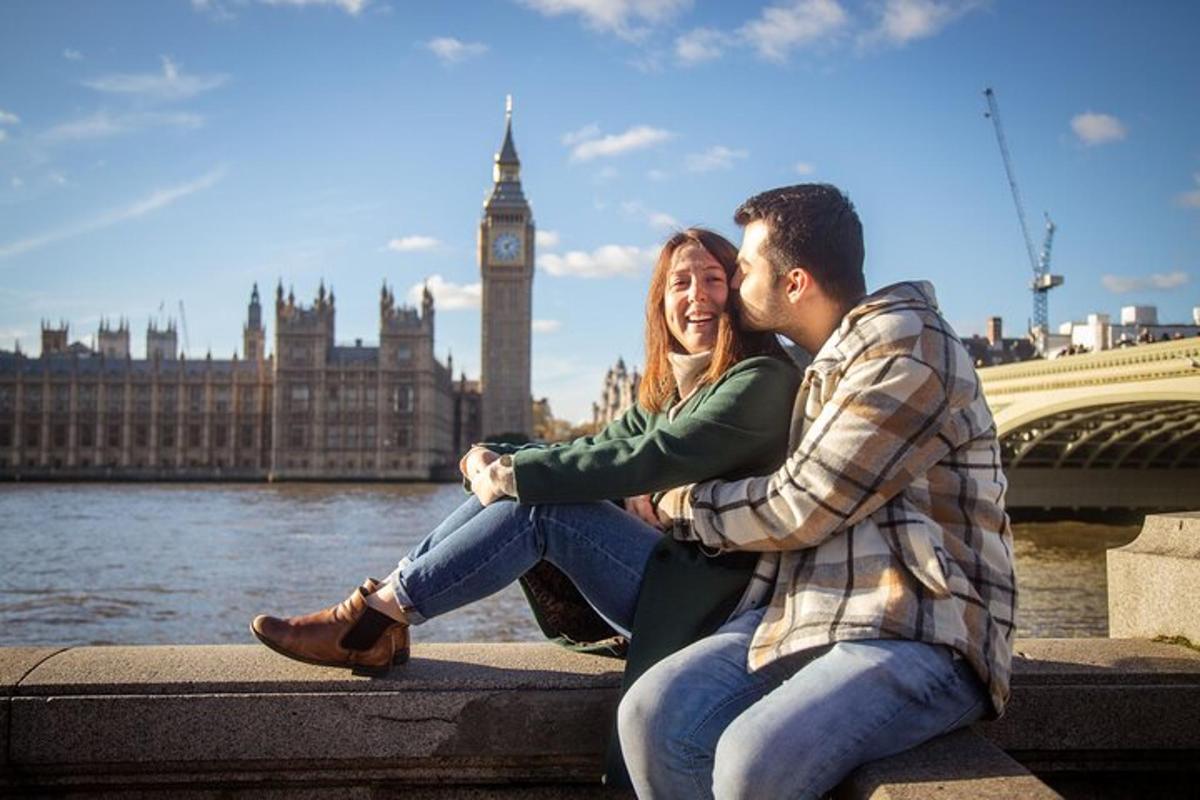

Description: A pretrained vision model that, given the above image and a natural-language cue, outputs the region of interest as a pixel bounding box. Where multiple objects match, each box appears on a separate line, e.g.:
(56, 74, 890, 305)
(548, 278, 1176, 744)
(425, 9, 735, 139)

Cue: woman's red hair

(638, 228, 785, 412)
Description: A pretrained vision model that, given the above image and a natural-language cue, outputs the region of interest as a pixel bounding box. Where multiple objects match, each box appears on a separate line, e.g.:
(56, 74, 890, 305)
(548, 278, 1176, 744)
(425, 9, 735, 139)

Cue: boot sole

(249, 620, 406, 676)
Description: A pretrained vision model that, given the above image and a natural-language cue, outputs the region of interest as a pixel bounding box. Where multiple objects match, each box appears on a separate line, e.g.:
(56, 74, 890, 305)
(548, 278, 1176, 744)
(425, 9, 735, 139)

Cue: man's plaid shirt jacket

(662, 281, 1017, 714)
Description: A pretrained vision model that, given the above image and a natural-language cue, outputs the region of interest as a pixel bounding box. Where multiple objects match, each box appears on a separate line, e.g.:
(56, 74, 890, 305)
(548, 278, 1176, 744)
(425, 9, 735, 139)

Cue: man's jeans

(386, 497, 660, 635)
(618, 606, 990, 800)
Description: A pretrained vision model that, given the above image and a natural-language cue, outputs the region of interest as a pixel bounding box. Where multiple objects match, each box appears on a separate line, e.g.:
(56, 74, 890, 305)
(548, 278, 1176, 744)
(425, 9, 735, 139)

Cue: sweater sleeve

(512, 357, 799, 504)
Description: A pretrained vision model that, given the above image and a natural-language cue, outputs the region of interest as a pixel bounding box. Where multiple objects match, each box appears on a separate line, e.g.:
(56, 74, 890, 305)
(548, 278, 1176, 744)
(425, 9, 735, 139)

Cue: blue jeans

(618, 606, 989, 800)
(386, 497, 661, 636)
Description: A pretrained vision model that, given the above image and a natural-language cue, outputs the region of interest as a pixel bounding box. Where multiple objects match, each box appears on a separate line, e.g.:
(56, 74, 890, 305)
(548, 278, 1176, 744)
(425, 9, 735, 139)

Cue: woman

(250, 228, 800, 678)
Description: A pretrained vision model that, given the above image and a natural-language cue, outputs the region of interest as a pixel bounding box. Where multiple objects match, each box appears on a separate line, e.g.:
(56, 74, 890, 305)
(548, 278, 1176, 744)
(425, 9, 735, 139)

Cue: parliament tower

(479, 96, 534, 439)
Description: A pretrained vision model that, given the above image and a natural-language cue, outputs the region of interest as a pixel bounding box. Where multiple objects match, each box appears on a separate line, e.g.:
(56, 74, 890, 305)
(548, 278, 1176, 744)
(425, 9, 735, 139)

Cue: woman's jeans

(385, 496, 660, 635)
(387, 497, 989, 798)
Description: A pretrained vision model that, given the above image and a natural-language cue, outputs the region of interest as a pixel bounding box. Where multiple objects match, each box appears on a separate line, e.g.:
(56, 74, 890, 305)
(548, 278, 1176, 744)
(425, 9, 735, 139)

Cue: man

(620, 184, 1016, 799)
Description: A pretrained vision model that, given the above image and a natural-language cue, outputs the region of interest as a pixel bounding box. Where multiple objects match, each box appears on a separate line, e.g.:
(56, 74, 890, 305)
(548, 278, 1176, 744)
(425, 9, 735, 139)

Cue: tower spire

(496, 95, 519, 168)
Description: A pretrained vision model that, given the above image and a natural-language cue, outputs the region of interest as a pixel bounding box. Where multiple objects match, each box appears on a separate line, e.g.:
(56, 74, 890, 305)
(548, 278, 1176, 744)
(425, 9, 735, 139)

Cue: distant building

(961, 316, 1039, 367)
(532, 397, 572, 443)
(592, 357, 640, 428)
(480, 97, 535, 440)
(1053, 304, 1200, 354)
(0, 97, 542, 479)
(0, 282, 470, 481)
(452, 374, 482, 456)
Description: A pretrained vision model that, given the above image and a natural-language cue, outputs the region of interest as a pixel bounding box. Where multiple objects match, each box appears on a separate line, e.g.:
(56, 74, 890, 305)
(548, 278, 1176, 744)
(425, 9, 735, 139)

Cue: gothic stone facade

(0, 283, 458, 481)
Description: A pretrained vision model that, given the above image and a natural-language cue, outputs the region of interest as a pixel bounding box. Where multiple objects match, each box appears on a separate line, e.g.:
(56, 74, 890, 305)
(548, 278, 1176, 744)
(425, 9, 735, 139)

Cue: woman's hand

(471, 456, 516, 506)
(624, 494, 664, 529)
(460, 446, 498, 480)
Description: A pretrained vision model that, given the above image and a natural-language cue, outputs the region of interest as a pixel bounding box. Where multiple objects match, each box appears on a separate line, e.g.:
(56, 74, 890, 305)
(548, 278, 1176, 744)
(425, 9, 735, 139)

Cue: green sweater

(496, 355, 800, 504)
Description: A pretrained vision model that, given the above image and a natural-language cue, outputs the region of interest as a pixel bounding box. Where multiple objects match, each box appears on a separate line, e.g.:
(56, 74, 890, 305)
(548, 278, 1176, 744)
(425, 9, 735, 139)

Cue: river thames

(0, 482, 1140, 647)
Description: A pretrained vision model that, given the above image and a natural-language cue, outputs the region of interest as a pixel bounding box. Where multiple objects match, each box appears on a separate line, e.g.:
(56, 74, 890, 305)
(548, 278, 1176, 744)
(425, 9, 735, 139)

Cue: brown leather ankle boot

(250, 578, 410, 674)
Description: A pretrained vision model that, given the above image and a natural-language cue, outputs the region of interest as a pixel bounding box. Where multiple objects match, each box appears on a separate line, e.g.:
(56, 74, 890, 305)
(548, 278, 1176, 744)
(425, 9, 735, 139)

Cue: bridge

(979, 336, 1200, 510)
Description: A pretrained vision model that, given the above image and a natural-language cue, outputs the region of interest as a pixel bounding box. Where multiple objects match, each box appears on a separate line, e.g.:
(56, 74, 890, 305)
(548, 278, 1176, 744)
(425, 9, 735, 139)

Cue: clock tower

(479, 96, 534, 439)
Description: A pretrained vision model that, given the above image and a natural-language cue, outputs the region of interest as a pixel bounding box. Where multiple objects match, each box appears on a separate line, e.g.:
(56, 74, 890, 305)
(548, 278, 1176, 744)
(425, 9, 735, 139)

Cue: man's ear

(784, 268, 810, 303)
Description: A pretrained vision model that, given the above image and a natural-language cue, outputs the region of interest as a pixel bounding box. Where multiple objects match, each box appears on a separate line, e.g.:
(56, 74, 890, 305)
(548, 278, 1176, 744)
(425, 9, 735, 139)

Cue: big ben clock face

(492, 232, 521, 262)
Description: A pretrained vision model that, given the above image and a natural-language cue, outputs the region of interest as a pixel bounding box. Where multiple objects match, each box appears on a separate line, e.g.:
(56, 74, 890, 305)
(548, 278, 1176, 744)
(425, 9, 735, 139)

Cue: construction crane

(983, 87, 1063, 351)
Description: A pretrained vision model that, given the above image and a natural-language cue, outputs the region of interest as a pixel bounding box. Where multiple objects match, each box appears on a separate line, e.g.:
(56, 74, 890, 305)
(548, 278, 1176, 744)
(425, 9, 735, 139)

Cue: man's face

(732, 220, 785, 333)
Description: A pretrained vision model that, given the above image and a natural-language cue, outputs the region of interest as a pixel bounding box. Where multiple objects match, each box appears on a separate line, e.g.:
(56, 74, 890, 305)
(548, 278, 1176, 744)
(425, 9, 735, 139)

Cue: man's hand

(624, 494, 663, 529)
(460, 446, 498, 481)
(471, 456, 515, 506)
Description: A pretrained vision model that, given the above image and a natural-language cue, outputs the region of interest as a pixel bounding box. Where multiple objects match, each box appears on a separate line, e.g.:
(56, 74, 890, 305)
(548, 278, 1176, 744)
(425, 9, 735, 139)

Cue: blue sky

(1, 0, 1197, 422)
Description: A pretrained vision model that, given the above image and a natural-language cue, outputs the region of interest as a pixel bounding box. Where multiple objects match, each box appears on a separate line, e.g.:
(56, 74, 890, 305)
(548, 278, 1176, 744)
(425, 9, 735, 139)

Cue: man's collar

(810, 281, 939, 365)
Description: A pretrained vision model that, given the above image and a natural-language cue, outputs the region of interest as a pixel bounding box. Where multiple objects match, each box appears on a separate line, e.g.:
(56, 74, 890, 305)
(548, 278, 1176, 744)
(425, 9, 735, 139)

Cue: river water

(0, 482, 1140, 647)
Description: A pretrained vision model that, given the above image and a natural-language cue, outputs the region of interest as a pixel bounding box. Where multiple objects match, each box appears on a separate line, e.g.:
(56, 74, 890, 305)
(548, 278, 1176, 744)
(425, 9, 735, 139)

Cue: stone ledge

(837, 728, 1061, 800)
(4, 638, 1199, 797)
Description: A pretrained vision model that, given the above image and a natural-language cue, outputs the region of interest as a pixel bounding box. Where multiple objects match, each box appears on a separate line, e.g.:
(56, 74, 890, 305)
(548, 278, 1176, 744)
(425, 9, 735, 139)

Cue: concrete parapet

(4, 638, 1199, 797)
(1108, 511, 1200, 643)
(836, 728, 1060, 800)
(5, 644, 624, 796)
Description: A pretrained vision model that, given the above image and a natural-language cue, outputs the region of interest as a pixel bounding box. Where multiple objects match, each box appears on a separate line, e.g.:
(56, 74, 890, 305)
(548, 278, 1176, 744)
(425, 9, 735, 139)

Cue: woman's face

(663, 243, 729, 355)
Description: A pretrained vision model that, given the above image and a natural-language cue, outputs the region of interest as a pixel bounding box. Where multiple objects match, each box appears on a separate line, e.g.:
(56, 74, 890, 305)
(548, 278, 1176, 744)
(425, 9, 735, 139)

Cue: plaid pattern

(664, 281, 1017, 714)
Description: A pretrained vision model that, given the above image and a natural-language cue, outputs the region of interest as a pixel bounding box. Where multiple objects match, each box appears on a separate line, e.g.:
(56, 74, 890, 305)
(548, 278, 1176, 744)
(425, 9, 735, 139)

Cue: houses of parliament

(0, 101, 536, 482)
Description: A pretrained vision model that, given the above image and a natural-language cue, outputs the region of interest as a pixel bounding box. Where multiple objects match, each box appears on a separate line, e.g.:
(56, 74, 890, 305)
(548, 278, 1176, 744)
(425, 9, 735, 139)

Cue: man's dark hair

(734, 184, 866, 306)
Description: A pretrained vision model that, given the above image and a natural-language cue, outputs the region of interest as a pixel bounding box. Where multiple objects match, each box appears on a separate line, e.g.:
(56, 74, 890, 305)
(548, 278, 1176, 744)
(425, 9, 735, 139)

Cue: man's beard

(731, 291, 774, 333)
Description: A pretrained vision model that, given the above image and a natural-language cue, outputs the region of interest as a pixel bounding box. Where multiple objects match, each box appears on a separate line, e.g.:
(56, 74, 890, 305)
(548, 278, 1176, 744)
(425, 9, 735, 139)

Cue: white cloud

(648, 168, 670, 181)
(686, 145, 748, 172)
(595, 165, 620, 182)
(259, 0, 370, 14)
(739, 0, 849, 63)
(568, 125, 674, 162)
(83, 56, 229, 101)
(1071, 112, 1127, 146)
(0, 109, 19, 125)
(1177, 173, 1200, 209)
(535, 229, 561, 248)
(0, 167, 227, 261)
(518, 0, 692, 41)
(562, 123, 602, 146)
(859, 0, 982, 48)
(532, 319, 562, 333)
(63, 49, 83, 61)
(794, 161, 815, 175)
(192, 0, 237, 20)
(386, 235, 439, 252)
(48, 172, 68, 186)
(622, 200, 679, 230)
(42, 111, 204, 143)
(424, 37, 489, 64)
(675, 27, 727, 65)
(649, 211, 679, 229)
(0, 130, 6, 144)
(408, 275, 481, 310)
(538, 244, 655, 278)
(10, 177, 23, 189)
(1100, 271, 1189, 294)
